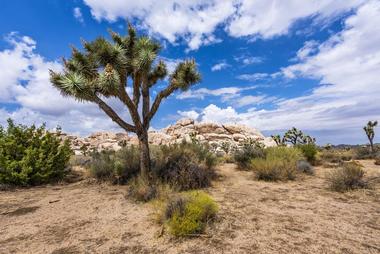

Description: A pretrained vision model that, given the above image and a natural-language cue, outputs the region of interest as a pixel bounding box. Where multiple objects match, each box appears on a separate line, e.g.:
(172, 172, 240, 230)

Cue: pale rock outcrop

(65, 118, 276, 155)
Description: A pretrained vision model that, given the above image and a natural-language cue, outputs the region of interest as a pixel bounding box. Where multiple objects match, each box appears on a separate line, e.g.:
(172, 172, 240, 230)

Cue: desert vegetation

(159, 191, 218, 237)
(0, 25, 379, 253)
(0, 119, 72, 187)
(1, 120, 380, 253)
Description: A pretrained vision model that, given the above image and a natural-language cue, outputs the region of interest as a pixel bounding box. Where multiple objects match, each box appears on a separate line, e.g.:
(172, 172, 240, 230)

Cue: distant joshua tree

(272, 127, 315, 146)
(50, 25, 201, 178)
(363, 120, 378, 153)
(271, 134, 286, 146)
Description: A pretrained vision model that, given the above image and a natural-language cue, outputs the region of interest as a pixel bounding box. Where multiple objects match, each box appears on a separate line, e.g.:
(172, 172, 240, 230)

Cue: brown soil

(1, 161, 379, 254)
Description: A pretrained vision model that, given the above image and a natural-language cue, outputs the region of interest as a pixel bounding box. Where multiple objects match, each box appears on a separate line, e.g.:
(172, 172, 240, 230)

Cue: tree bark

(369, 138, 374, 154)
(138, 129, 151, 179)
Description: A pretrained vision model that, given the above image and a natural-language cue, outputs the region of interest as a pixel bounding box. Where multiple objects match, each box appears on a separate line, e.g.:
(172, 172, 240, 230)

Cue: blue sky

(0, 0, 379, 144)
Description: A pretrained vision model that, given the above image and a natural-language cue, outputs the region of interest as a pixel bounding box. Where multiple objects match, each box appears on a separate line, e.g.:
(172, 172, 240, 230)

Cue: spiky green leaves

(170, 60, 201, 91)
(50, 71, 96, 102)
(148, 60, 167, 87)
(83, 37, 128, 74)
(132, 37, 160, 72)
(97, 64, 120, 97)
(50, 64, 120, 100)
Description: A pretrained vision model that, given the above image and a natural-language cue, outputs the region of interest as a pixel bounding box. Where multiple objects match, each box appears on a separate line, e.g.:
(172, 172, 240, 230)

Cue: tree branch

(142, 78, 150, 128)
(133, 72, 141, 106)
(93, 95, 136, 133)
(118, 74, 143, 131)
(145, 84, 176, 124)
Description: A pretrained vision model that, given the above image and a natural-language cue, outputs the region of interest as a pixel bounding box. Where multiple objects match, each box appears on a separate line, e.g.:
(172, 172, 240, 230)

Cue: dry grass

(0, 161, 379, 253)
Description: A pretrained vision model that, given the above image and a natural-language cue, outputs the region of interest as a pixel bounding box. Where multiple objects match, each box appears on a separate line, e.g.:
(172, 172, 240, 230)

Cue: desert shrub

(233, 140, 265, 170)
(153, 142, 217, 191)
(164, 191, 218, 237)
(251, 147, 303, 181)
(297, 144, 318, 164)
(127, 175, 158, 202)
(297, 160, 314, 175)
(89, 142, 216, 189)
(89, 146, 140, 183)
(320, 149, 353, 164)
(354, 146, 378, 160)
(266, 146, 303, 162)
(89, 151, 115, 180)
(69, 155, 92, 167)
(374, 152, 380, 165)
(326, 162, 367, 192)
(0, 119, 72, 186)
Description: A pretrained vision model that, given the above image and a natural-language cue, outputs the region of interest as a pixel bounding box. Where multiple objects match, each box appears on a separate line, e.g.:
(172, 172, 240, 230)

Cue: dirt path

(0, 162, 379, 254)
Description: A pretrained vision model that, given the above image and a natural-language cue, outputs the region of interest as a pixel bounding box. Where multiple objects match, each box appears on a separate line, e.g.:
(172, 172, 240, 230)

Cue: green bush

(89, 146, 140, 183)
(153, 142, 217, 191)
(297, 144, 318, 164)
(0, 119, 72, 186)
(164, 191, 218, 237)
(326, 162, 367, 192)
(233, 140, 265, 169)
(251, 147, 303, 181)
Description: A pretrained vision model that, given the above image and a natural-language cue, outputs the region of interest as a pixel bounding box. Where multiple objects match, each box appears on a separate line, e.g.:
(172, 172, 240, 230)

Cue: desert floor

(1, 160, 379, 254)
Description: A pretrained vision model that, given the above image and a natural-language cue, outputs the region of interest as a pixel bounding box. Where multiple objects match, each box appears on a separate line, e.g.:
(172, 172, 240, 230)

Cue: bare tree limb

(142, 78, 150, 128)
(93, 95, 136, 133)
(133, 72, 141, 106)
(118, 74, 143, 131)
(145, 84, 176, 124)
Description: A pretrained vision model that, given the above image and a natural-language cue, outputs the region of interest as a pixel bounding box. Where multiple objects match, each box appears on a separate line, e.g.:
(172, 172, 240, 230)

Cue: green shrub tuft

(251, 147, 303, 181)
(326, 162, 367, 192)
(297, 144, 318, 164)
(164, 191, 218, 237)
(89, 146, 140, 183)
(233, 139, 265, 170)
(0, 119, 72, 186)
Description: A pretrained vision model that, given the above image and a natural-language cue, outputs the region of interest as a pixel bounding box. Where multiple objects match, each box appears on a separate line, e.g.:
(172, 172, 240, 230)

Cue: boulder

(66, 118, 276, 155)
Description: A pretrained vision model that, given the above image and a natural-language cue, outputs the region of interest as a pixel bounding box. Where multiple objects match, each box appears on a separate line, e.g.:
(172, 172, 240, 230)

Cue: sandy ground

(0, 161, 379, 254)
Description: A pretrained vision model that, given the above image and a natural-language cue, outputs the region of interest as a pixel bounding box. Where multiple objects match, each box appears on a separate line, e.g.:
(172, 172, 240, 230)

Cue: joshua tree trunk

(369, 138, 374, 154)
(138, 129, 150, 178)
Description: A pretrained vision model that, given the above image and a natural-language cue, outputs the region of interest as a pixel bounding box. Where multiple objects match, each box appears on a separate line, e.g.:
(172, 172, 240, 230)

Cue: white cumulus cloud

(82, 0, 364, 50)
(177, 1, 380, 144)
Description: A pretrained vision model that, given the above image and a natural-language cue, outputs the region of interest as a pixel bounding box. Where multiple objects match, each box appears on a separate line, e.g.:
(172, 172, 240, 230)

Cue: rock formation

(63, 118, 276, 155)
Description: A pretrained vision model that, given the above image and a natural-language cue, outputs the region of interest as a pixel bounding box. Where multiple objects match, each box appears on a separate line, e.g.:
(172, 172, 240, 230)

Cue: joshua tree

(274, 127, 316, 146)
(284, 127, 304, 145)
(363, 120, 378, 153)
(271, 134, 286, 146)
(50, 25, 201, 177)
